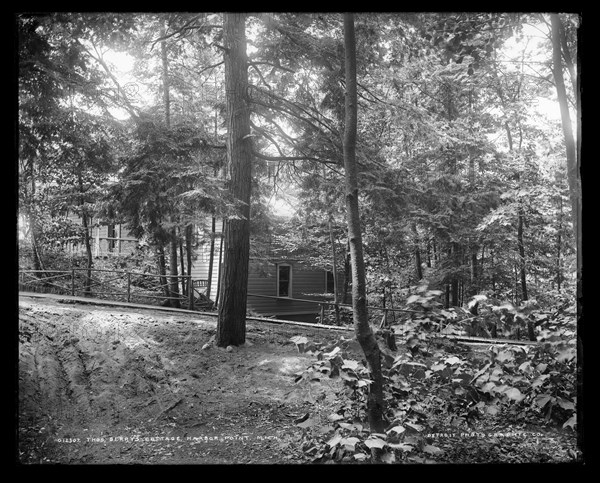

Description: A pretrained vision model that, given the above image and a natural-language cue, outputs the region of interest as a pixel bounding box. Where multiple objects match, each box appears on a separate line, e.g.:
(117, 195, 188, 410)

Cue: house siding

(65, 214, 138, 257)
(189, 218, 223, 299)
(246, 261, 329, 317)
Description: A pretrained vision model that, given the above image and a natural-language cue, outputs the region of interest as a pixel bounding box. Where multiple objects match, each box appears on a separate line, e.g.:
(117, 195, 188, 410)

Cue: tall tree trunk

(329, 218, 341, 325)
(179, 232, 186, 295)
(470, 251, 478, 296)
(551, 14, 580, 276)
(551, 13, 582, 451)
(185, 223, 193, 302)
(426, 237, 432, 268)
(157, 243, 169, 300)
(556, 195, 563, 291)
(26, 165, 43, 272)
(169, 227, 180, 308)
(30, 213, 43, 272)
(451, 279, 459, 307)
(80, 212, 93, 296)
(411, 223, 423, 281)
(517, 208, 528, 302)
(214, 219, 225, 308)
(217, 13, 252, 347)
(207, 217, 216, 300)
(342, 241, 351, 305)
(343, 13, 385, 434)
(161, 32, 180, 308)
(77, 173, 93, 296)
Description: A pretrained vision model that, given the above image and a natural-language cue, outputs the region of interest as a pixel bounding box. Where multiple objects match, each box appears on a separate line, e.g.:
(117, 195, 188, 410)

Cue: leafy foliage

(289, 288, 576, 463)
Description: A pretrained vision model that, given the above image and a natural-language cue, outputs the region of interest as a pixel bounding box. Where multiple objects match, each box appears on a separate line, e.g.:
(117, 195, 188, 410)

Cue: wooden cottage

(61, 214, 337, 320)
(63, 214, 139, 257)
(190, 218, 337, 321)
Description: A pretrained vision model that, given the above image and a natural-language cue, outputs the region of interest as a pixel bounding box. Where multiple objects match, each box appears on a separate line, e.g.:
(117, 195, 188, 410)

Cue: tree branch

(149, 15, 221, 49)
(197, 60, 225, 76)
(82, 41, 140, 122)
(248, 63, 271, 90)
(248, 61, 295, 74)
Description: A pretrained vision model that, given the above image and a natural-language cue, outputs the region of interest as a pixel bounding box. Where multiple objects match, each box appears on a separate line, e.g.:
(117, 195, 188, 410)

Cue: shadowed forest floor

(17, 295, 578, 465)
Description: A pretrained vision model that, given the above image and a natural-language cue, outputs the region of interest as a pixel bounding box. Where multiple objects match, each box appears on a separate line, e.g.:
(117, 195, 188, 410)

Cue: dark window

(326, 271, 335, 294)
(278, 264, 291, 297)
(107, 224, 116, 251)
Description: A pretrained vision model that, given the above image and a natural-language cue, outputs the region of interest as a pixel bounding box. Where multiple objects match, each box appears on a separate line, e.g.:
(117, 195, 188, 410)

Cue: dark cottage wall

(246, 260, 330, 318)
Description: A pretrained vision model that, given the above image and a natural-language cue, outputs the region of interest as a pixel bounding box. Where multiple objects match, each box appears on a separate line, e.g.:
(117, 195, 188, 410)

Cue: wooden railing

(18, 269, 210, 311)
(247, 292, 418, 326)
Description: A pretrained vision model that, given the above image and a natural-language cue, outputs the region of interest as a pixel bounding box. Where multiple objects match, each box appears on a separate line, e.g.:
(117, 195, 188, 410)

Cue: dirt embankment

(18, 295, 345, 464)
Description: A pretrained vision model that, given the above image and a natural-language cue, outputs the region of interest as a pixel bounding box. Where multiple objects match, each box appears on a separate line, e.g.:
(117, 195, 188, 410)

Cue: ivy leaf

(387, 425, 406, 435)
(290, 336, 309, 353)
(557, 348, 576, 363)
(556, 398, 575, 410)
(423, 444, 444, 455)
(504, 387, 525, 402)
(534, 394, 553, 408)
(341, 437, 360, 451)
(480, 382, 496, 394)
(353, 452, 368, 461)
(495, 350, 514, 363)
(324, 346, 341, 359)
(486, 404, 500, 416)
(518, 361, 532, 373)
(405, 422, 425, 433)
(364, 436, 387, 450)
(388, 442, 413, 452)
(326, 433, 343, 448)
(357, 379, 372, 388)
(341, 359, 360, 371)
(327, 413, 344, 422)
(562, 414, 576, 430)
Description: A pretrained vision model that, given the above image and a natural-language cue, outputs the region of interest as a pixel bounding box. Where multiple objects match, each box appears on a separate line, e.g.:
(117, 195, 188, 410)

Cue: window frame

(276, 263, 292, 298)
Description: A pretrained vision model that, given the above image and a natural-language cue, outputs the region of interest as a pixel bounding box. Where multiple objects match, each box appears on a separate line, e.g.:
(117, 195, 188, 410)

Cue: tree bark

(329, 218, 341, 325)
(551, 14, 580, 267)
(470, 251, 478, 296)
(343, 13, 385, 434)
(411, 223, 423, 281)
(550, 13, 582, 452)
(517, 208, 528, 302)
(451, 279, 459, 307)
(160, 32, 180, 308)
(179, 232, 186, 294)
(207, 216, 216, 300)
(185, 223, 193, 293)
(77, 172, 93, 296)
(342, 239, 351, 305)
(169, 226, 180, 308)
(216, 13, 253, 347)
(156, 243, 169, 300)
(214, 219, 225, 308)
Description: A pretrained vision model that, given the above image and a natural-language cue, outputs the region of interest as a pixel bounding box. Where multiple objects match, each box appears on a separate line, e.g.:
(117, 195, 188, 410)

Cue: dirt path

(18, 295, 346, 464)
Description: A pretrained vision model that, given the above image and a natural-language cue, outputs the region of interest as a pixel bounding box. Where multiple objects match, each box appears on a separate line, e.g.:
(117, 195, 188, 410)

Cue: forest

(17, 12, 582, 464)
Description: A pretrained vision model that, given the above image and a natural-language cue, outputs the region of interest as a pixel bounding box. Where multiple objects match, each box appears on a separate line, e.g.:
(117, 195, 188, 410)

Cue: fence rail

(247, 292, 419, 326)
(18, 269, 210, 311)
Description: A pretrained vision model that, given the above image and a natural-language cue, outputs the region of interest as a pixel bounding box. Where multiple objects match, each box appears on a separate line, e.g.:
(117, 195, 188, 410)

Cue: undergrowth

(289, 287, 577, 464)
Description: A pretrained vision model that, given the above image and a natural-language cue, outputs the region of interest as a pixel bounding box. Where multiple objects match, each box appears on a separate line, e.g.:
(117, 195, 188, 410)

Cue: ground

(18, 294, 348, 464)
(17, 294, 579, 465)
